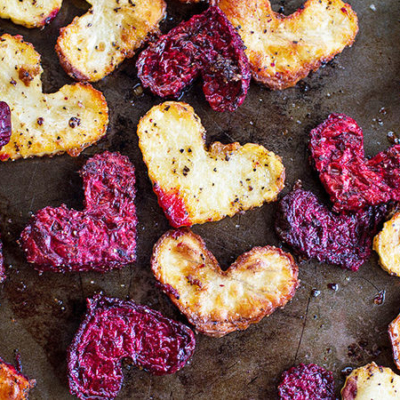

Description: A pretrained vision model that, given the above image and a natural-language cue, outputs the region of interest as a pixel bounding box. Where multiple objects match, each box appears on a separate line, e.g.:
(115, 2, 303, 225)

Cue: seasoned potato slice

(0, 34, 108, 161)
(152, 229, 299, 337)
(0, 0, 61, 28)
(137, 102, 285, 227)
(56, 0, 166, 82)
(341, 362, 400, 399)
(0, 358, 35, 399)
(389, 314, 400, 370)
(215, 0, 358, 90)
(373, 212, 400, 276)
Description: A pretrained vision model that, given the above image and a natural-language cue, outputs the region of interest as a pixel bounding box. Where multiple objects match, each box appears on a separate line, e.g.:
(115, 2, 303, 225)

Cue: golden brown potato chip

(152, 229, 299, 337)
(215, 0, 358, 90)
(341, 362, 400, 399)
(0, 0, 61, 28)
(0, 34, 108, 161)
(137, 101, 285, 227)
(56, 0, 166, 82)
(373, 212, 400, 276)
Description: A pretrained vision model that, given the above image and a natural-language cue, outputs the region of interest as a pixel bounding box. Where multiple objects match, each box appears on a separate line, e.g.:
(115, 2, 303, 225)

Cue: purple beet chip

(136, 6, 251, 112)
(278, 363, 335, 400)
(275, 187, 387, 271)
(0, 101, 11, 149)
(68, 295, 195, 400)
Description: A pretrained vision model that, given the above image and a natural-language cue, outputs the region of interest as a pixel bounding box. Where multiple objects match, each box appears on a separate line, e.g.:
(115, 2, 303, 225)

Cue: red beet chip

(136, 6, 251, 112)
(275, 187, 386, 271)
(68, 295, 195, 400)
(278, 363, 335, 400)
(310, 113, 400, 212)
(0, 101, 11, 149)
(20, 151, 137, 273)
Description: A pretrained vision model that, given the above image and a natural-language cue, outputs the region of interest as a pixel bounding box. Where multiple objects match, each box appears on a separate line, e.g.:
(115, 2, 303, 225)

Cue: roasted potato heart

(373, 212, 400, 277)
(215, 0, 358, 90)
(341, 362, 400, 399)
(0, 0, 61, 28)
(137, 102, 285, 227)
(0, 34, 108, 161)
(56, 0, 166, 82)
(151, 229, 299, 337)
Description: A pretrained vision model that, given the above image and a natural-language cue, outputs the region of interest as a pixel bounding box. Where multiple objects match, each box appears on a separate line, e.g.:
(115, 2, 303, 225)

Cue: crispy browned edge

(151, 228, 299, 337)
(213, 0, 359, 90)
(389, 314, 400, 371)
(55, 5, 166, 82)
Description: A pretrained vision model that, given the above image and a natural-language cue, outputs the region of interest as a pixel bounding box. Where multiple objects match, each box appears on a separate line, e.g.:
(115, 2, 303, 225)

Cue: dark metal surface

(0, 0, 400, 398)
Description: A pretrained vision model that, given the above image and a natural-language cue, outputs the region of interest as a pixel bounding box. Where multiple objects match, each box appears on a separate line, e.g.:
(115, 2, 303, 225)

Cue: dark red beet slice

(136, 6, 251, 112)
(20, 152, 137, 273)
(0, 101, 11, 149)
(310, 113, 400, 212)
(275, 187, 386, 271)
(278, 363, 335, 400)
(68, 295, 195, 400)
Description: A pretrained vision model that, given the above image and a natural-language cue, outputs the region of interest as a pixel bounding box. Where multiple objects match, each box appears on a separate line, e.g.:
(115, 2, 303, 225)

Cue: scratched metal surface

(0, 0, 400, 398)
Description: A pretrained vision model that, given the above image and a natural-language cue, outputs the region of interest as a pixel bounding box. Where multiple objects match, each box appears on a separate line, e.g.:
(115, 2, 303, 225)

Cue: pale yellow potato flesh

(137, 101, 285, 227)
(0, 34, 108, 161)
(152, 229, 299, 337)
(215, 0, 359, 89)
(0, 0, 61, 28)
(341, 362, 400, 399)
(56, 0, 166, 82)
(373, 212, 400, 276)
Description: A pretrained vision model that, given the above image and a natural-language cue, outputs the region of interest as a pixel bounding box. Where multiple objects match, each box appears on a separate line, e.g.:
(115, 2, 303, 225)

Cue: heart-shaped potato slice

(373, 212, 400, 277)
(151, 229, 299, 337)
(0, 0, 61, 28)
(215, 0, 358, 90)
(137, 102, 285, 227)
(0, 34, 108, 161)
(56, 0, 166, 82)
(341, 362, 400, 399)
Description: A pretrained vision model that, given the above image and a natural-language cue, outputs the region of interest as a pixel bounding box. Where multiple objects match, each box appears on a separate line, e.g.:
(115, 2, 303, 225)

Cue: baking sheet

(0, 0, 400, 398)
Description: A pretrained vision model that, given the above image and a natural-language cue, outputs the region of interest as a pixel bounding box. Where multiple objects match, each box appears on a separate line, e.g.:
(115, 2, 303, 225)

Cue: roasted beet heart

(310, 113, 400, 212)
(278, 363, 335, 400)
(275, 188, 386, 271)
(0, 102, 11, 149)
(20, 152, 137, 273)
(68, 295, 195, 400)
(136, 6, 251, 112)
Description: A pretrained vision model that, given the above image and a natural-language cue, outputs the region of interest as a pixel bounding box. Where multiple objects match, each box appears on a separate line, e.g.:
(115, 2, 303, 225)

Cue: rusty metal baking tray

(0, 0, 400, 398)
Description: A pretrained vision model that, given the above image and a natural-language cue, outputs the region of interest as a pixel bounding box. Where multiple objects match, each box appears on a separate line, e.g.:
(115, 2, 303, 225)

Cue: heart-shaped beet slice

(68, 295, 195, 400)
(20, 151, 137, 273)
(275, 187, 387, 271)
(151, 229, 299, 337)
(310, 113, 400, 211)
(0, 102, 11, 149)
(136, 6, 251, 112)
(278, 363, 335, 400)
